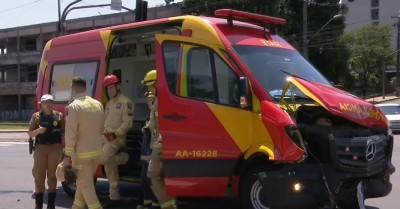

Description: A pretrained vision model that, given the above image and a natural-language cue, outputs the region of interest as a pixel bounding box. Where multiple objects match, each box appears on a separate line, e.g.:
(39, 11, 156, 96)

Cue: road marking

(0, 142, 28, 146)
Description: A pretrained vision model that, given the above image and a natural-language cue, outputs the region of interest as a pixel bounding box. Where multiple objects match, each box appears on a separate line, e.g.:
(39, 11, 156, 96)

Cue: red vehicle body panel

(291, 77, 389, 129)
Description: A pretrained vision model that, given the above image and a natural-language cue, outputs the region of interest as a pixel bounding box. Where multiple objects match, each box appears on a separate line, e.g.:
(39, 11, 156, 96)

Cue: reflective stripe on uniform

(143, 199, 152, 205)
(78, 149, 103, 159)
(73, 199, 85, 208)
(110, 181, 118, 188)
(152, 202, 160, 207)
(65, 146, 74, 156)
(140, 155, 150, 161)
(87, 201, 102, 209)
(72, 164, 82, 170)
(160, 199, 176, 209)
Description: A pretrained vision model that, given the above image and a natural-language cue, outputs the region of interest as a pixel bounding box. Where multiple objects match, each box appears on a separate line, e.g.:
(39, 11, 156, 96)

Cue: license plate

(357, 181, 366, 209)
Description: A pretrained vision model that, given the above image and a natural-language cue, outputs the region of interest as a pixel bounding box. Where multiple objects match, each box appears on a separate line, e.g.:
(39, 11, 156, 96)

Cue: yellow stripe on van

(169, 16, 224, 48)
(100, 30, 112, 51)
(206, 103, 274, 159)
(39, 40, 52, 75)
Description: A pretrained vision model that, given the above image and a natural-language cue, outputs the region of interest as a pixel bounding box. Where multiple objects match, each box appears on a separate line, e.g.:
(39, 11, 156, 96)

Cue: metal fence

(0, 109, 33, 121)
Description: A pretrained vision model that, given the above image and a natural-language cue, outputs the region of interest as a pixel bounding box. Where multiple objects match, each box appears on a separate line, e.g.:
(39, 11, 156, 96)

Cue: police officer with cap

(28, 94, 65, 209)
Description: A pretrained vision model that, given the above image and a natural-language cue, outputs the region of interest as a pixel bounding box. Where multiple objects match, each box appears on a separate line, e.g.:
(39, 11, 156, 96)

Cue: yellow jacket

(64, 93, 105, 159)
(104, 93, 134, 139)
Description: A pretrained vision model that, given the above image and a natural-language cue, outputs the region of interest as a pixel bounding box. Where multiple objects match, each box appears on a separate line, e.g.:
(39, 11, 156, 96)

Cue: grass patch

(0, 121, 29, 130)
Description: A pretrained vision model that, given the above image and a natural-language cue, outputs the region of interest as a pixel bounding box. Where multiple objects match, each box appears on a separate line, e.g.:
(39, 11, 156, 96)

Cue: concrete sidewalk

(365, 95, 399, 104)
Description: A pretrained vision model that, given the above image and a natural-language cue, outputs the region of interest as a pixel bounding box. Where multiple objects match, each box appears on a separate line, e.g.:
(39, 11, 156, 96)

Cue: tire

(61, 181, 76, 197)
(61, 177, 98, 198)
(240, 166, 271, 209)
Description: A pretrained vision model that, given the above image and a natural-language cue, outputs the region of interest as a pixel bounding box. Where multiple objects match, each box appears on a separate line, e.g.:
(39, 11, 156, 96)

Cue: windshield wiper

(273, 94, 313, 101)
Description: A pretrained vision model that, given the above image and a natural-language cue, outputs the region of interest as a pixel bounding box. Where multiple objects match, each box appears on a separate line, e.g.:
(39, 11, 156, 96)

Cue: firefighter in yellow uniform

(102, 75, 133, 208)
(143, 70, 177, 209)
(28, 94, 65, 209)
(63, 77, 105, 209)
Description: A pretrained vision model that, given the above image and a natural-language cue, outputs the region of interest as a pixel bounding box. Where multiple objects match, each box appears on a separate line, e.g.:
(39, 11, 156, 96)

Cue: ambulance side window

(50, 61, 98, 102)
(214, 53, 239, 106)
(186, 47, 215, 102)
(162, 42, 180, 94)
(161, 42, 239, 107)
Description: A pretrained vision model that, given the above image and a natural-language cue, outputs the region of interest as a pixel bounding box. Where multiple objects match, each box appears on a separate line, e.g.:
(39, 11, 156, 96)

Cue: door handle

(163, 113, 187, 121)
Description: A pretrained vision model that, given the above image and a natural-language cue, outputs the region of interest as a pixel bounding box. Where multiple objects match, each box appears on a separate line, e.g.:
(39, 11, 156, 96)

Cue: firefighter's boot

(35, 193, 43, 209)
(47, 192, 56, 209)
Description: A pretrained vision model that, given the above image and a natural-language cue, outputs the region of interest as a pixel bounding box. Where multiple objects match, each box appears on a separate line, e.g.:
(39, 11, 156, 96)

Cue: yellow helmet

(141, 70, 157, 86)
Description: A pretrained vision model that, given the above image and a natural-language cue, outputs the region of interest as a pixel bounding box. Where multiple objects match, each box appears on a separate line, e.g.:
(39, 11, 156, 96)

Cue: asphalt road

(0, 134, 398, 209)
(0, 140, 238, 209)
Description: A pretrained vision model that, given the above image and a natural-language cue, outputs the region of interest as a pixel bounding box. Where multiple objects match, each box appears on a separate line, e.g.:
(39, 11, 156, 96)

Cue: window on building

(50, 61, 98, 102)
(371, 8, 379, 20)
(371, 0, 379, 7)
(27, 66, 37, 82)
(0, 71, 5, 82)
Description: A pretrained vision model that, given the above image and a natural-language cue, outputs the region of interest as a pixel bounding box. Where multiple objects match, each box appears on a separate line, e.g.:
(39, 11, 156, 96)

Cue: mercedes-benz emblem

(365, 142, 376, 161)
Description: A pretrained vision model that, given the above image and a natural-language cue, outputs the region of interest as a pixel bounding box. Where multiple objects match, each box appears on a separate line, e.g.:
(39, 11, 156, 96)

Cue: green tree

(342, 24, 395, 96)
(181, 0, 349, 85)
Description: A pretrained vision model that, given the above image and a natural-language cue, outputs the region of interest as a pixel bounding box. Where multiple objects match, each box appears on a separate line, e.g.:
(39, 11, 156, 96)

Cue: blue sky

(0, 0, 182, 29)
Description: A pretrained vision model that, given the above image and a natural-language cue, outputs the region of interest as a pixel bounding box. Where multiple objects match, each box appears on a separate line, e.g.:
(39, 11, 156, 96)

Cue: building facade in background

(0, 4, 181, 121)
(342, 0, 400, 49)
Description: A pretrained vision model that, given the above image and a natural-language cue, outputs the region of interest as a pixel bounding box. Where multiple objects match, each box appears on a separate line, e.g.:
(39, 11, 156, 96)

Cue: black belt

(35, 139, 61, 145)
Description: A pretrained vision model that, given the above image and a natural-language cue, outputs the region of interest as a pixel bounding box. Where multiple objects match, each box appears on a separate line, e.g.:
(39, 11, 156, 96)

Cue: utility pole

(302, 0, 308, 59)
(397, 10, 400, 97)
(391, 10, 400, 96)
(58, 0, 61, 36)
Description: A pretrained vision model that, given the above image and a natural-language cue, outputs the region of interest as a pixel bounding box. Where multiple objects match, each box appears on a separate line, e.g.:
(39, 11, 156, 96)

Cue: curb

(0, 130, 27, 133)
(365, 96, 399, 104)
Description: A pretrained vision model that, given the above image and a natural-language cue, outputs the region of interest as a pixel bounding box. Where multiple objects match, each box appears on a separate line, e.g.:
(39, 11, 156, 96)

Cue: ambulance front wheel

(240, 166, 271, 209)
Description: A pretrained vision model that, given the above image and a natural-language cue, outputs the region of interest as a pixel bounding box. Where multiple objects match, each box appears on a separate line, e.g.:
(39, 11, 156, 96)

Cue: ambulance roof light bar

(214, 9, 286, 34)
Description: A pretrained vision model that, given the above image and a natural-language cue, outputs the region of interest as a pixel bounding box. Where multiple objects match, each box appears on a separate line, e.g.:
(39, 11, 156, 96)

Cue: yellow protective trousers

(71, 158, 102, 209)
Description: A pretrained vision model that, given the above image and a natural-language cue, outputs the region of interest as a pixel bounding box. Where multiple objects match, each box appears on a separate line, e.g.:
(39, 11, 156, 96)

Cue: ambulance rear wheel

(240, 166, 271, 209)
(62, 177, 98, 197)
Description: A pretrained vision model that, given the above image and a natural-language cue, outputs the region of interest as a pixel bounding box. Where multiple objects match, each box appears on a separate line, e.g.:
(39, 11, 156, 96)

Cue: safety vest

(36, 111, 62, 145)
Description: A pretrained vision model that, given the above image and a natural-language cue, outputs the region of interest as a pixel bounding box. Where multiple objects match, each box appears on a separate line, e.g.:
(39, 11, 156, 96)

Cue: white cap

(40, 94, 54, 102)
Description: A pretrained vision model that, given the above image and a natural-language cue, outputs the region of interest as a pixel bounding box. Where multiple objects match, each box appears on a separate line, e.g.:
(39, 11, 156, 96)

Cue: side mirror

(239, 77, 250, 108)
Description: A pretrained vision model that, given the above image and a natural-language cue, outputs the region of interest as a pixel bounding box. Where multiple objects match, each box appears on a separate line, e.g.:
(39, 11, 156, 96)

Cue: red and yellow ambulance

(36, 9, 394, 209)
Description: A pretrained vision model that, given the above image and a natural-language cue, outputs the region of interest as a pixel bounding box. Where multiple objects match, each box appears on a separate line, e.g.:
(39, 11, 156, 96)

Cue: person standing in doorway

(102, 75, 134, 208)
(142, 70, 177, 209)
(136, 91, 159, 209)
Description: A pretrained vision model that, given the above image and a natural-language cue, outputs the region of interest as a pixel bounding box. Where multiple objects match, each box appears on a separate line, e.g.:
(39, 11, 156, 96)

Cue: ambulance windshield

(233, 45, 331, 99)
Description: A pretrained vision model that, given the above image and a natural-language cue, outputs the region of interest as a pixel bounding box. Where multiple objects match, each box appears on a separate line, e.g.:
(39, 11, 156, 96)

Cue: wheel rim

(250, 180, 270, 209)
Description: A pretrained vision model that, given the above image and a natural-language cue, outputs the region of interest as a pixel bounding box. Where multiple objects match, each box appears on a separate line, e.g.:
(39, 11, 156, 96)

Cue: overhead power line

(0, 0, 44, 14)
